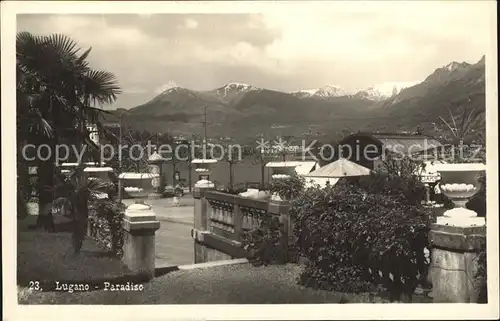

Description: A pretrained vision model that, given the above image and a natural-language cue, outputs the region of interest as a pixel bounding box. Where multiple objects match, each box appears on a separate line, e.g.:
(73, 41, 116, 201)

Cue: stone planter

(192, 159, 217, 182)
(434, 163, 486, 227)
(119, 172, 156, 198)
(429, 163, 486, 303)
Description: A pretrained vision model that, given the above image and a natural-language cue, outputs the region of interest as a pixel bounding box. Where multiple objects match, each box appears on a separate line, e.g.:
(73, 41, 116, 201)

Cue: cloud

(155, 81, 180, 94)
(183, 18, 198, 29)
(124, 87, 149, 95)
(260, 1, 491, 65)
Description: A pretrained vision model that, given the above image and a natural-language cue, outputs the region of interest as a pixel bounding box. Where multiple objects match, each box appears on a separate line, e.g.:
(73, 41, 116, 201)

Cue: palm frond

(83, 70, 122, 106)
(43, 34, 81, 58)
(95, 121, 119, 142)
(18, 107, 54, 138)
(76, 47, 92, 68)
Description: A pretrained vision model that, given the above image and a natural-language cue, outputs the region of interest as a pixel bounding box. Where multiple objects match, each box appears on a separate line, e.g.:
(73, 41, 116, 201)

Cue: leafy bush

(88, 199, 126, 257)
(476, 242, 487, 303)
(269, 174, 305, 200)
(242, 213, 284, 265)
(359, 154, 427, 206)
(291, 178, 432, 300)
(241, 174, 305, 264)
(467, 171, 486, 218)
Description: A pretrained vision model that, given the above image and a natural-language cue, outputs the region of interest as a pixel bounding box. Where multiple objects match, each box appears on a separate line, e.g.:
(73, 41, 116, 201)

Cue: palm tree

(435, 94, 485, 145)
(55, 167, 114, 253)
(16, 32, 121, 229)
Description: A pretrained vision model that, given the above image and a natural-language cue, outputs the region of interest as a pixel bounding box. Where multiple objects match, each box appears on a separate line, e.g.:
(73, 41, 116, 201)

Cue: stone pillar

(429, 223, 486, 302)
(268, 199, 291, 264)
(122, 201, 160, 280)
(192, 181, 214, 263)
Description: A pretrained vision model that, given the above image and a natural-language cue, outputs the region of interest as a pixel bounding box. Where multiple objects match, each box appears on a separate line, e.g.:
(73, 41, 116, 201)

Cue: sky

(16, 1, 493, 109)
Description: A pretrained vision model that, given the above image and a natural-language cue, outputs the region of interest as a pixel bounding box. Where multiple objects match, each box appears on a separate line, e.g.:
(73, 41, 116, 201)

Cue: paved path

(123, 196, 195, 267)
(20, 263, 434, 304)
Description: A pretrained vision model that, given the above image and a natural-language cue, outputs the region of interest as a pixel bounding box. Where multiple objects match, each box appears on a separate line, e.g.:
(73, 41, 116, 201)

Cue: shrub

(241, 174, 305, 264)
(88, 199, 126, 258)
(359, 155, 427, 206)
(269, 174, 305, 200)
(476, 242, 487, 303)
(467, 171, 486, 218)
(242, 213, 283, 265)
(291, 179, 432, 300)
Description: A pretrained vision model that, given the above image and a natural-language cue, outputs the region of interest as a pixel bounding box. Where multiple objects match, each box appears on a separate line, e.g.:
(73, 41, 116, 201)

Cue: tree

(16, 32, 121, 229)
(434, 95, 485, 145)
(248, 134, 272, 189)
(217, 143, 243, 192)
(55, 167, 114, 253)
(123, 129, 157, 172)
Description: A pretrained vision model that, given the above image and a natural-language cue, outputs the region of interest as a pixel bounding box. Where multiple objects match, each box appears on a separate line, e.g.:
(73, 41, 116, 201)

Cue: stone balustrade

(192, 186, 292, 264)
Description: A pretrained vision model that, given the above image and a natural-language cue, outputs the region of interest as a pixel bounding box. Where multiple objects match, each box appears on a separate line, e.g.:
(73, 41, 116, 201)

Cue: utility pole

(188, 137, 193, 192)
(201, 106, 208, 158)
(117, 113, 123, 203)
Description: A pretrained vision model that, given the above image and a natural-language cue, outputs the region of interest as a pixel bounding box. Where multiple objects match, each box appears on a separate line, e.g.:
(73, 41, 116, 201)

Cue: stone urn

(429, 163, 486, 303)
(434, 163, 486, 227)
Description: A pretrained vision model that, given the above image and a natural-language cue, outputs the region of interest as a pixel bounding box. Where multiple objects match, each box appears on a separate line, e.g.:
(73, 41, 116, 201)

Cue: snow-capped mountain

(215, 82, 258, 98)
(292, 83, 418, 101)
(352, 87, 388, 101)
(155, 86, 199, 99)
(316, 85, 347, 98)
(158, 86, 185, 95)
(113, 56, 484, 143)
(155, 81, 182, 94)
(292, 85, 347, 98)
(352, 81, 420, 101)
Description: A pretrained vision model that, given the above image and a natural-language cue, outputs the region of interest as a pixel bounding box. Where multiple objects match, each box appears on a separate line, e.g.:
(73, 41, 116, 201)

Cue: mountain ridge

(105, 56, 485, 143)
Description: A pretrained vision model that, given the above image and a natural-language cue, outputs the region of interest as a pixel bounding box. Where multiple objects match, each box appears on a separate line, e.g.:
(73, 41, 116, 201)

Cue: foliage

(55, 167, 115, 253)
(101, 129, 174, 173)
(269, 174, 306, 200)
(242, 213, 284, 266)
(88, 199, 126, 257)
(241, 174, 305, 265)
(213, 143, 243, 192)
(434, 97, 485, 145)
(358, 155, 427, 206)
(16, 32, 121, 218)
(436, 144, 486, 164)
(476, 241, 487, 303)
(467, 171, 486, 217)
(291, 181, 432, 300)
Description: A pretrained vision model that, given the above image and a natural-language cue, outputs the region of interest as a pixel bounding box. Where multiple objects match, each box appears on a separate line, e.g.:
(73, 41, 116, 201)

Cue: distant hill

(104, 56, 485, 143)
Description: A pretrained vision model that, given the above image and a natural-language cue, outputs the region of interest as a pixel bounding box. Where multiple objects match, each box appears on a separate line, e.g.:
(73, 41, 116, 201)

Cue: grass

(17, 228, 132, 289)
(18, 263, 434, 304)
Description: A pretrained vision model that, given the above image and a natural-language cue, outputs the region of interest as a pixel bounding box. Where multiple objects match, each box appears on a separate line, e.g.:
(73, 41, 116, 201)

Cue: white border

(2, 1, 498, 320)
